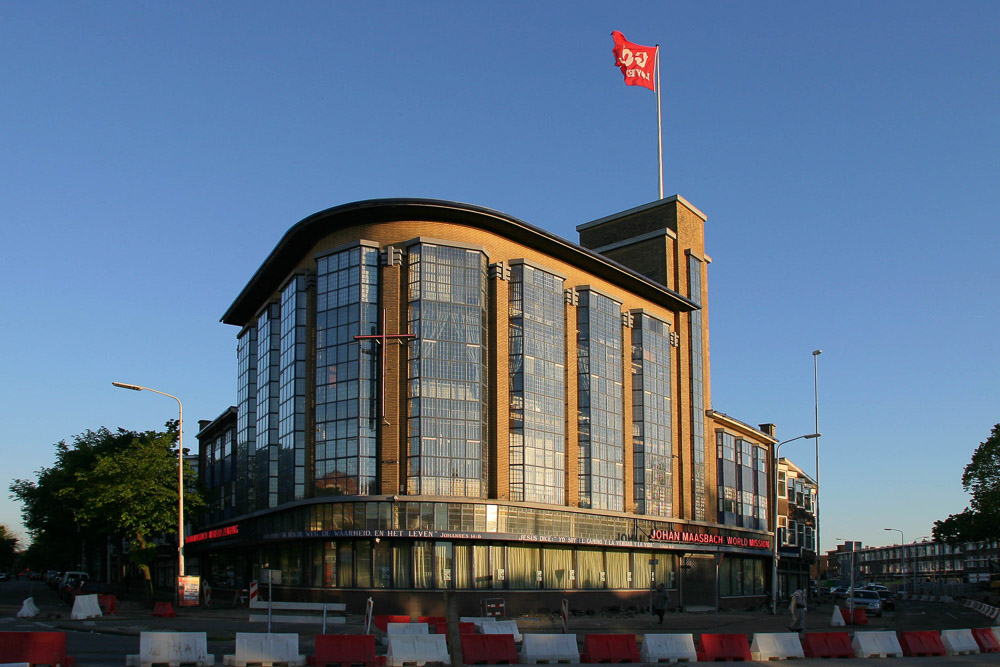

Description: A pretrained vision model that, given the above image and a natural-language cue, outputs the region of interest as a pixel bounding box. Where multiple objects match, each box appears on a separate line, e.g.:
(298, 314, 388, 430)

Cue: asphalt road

(2, 577, 999, 665)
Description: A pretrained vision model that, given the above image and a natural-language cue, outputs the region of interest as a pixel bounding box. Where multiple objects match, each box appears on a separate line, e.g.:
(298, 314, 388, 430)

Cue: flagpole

(655, 44, 663, 200)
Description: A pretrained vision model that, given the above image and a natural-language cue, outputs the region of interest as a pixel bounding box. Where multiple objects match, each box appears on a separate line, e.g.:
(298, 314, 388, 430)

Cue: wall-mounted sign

(648, 529, 770, 550)
(186, 524, 239, 544)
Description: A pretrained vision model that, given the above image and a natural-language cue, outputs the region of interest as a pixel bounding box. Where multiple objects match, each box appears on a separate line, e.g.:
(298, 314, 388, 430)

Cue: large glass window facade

(717, 431, 768, 530)
(236, 327, 257, 515)
(203, 426, 236, 523)
(278, 276, 308, 504)
(406, 243, 489, 497)
(720, 557, 766, 596)
(255, 304, 281, 510)
(632, 313, 673, 517)
(315, 245, 380, 496)
(577, 290, 624, 511)
(508, 264, 566, 505)
(687, 256, 707, 521)
(229, 499, 766, 593)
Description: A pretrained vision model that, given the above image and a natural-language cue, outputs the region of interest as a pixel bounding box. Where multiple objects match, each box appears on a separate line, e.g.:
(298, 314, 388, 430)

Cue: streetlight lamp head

(804, 433, 821, 439)
(112, 382, 143, 391)
(813, 350, 822, 356)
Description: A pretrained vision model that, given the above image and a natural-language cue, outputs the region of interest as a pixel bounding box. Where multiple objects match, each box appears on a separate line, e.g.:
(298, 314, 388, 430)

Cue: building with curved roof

(192, 195, 780, 614)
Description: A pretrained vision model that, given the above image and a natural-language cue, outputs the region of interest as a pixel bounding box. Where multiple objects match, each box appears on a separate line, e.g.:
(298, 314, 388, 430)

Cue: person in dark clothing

(653, 583, 671, 623)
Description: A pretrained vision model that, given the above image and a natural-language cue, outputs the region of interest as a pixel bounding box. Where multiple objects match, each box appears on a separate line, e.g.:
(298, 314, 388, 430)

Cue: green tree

(9, 422, 201, 596)
(933, 423, 1000, 543)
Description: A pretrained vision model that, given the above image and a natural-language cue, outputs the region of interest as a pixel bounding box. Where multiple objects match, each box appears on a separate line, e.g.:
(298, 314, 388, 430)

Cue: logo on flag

(611, 30, 657, 91)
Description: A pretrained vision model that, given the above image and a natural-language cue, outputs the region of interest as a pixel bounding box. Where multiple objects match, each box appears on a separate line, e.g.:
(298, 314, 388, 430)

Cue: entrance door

(681, 554, 717, 608)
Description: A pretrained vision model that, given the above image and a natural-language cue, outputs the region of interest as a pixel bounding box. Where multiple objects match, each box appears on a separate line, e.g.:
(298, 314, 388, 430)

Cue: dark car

(59, 577, 82, 602)
(64, 579, 113, 602)
(876, 589, 896, 611)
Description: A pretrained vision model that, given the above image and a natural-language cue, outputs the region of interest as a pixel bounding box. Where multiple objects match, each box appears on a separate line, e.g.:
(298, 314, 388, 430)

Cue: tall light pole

(884, 527, 904, 594)
(812, 350, 822, 588)
(771, 432, 822, 614)
(113, 382, 185, 578)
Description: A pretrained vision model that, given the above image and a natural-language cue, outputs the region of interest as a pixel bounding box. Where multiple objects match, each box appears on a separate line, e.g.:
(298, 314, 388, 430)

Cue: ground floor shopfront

(186, 497, 773, 616)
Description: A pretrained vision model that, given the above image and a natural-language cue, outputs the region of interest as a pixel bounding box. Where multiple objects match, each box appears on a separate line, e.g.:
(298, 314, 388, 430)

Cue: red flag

(611, 30, 657, 91)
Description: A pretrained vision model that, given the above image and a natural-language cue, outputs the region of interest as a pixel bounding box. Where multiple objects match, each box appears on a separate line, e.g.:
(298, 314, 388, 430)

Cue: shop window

(337, 542, 353, 587)
(413, 541, 433, 589)
(507, 545, 540, 589)
(454, 543, 471, 588)
(605, 550, 631, 588)
(543, 547, 573, 589)
(393, 542, 411, 589)
(577, 548, 604, 589)
(474, 544, 493, 588)
(374, 539, 391, 588)
(434, 541, 454, 588)
(355, 540, 372, 588)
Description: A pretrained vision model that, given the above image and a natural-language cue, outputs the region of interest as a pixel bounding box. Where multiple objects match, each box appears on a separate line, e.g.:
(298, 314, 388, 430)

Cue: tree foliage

(0, 524, 18, 571)
(933, 423, 1000, 544)
(9, 422, 201, 578)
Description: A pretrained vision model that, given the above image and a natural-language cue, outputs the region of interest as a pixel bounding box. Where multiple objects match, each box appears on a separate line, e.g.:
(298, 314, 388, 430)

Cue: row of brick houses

(827, 538, 1000, 590)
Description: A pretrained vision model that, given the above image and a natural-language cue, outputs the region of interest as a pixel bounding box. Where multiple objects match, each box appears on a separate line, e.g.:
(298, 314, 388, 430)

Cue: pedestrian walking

(788, 588, 807, 632)
(653, 583, 670, 623)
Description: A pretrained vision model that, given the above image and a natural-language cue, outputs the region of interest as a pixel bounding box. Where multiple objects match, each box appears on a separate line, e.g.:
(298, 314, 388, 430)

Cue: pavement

(4, 585, 1000, 665)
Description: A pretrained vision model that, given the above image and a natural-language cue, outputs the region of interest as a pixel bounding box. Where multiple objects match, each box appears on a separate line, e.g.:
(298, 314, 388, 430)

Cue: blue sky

(2, 2, 998, 555)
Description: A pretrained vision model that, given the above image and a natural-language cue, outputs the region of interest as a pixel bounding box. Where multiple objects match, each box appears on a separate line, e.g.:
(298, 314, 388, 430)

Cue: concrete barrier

(940, 629, 979, 656)
(386, 634, 449, 667)
(479, 620, 522, 642)
(750, 632, 805, 660)
(639, 633, 698, 663)
(223, 632, 304, 666)
(520, 634, 580, 664)
(70, 593, 103, 620)
(383, 622, 429, 645)
(15, 597, 39, 618)
(126, 631, 215, 667)
(829, 605, 846, 627)
(460, 616, 499, 630)
(0, 631, 74, 666)
(852, 631, 902, 658)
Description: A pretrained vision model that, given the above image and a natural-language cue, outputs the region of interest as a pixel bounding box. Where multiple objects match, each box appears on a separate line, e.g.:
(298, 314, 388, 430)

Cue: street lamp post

(884, 528, 904, 594)
(112, 382, 185, 578)
(812, 350, 822, 590)
(771, 432, 822, 614)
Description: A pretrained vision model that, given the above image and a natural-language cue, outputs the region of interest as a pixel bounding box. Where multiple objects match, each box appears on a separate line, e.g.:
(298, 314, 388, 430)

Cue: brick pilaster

(379, 260, 404, 495)
(564, 292, 579, 507)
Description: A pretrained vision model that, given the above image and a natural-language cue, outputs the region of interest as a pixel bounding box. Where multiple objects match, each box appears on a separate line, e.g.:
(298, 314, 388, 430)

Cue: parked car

(0, 572, 9, 582)
(56, 570, 88, 591)
(850, 589, 883, 617)
(876, 589, 896, 611)
(64, 579, 112, 602)
(830, 586, 849, 599)
(59, 577, 83, 602)
(864, 583, 889, 592)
